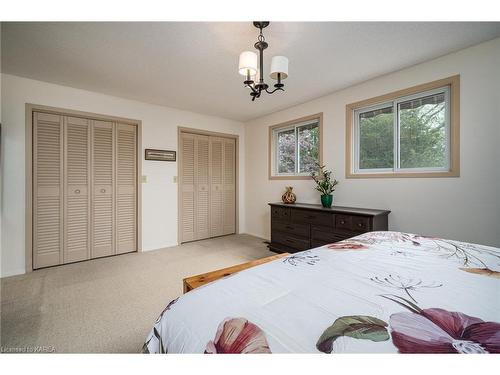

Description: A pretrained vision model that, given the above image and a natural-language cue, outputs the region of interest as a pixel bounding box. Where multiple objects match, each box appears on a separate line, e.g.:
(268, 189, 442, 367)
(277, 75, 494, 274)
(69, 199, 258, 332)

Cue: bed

(143, 231, 500, 354)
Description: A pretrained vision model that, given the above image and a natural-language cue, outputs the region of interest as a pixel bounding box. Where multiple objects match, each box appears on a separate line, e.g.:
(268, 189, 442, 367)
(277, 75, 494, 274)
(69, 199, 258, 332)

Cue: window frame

(346, 76, 460, 179)
(268, 113, 323, 180)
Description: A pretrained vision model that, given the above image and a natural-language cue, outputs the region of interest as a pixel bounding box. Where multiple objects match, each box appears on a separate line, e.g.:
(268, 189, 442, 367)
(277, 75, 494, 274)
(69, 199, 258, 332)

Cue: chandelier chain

(258, 30, 265, 42)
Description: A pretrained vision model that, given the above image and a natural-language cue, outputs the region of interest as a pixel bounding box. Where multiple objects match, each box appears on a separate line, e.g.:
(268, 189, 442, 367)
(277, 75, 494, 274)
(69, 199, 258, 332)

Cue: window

(346, 76, 459, 178)
(269, 114, 322, 179)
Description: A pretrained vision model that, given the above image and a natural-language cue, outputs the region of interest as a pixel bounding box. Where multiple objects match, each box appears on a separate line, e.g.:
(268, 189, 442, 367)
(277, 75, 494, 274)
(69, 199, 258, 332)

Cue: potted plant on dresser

(311, 164, 339, 208)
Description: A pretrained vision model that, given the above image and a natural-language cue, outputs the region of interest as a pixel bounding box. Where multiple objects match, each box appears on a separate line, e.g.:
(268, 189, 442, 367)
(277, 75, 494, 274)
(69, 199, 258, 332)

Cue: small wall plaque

(145, 149, 176, 161)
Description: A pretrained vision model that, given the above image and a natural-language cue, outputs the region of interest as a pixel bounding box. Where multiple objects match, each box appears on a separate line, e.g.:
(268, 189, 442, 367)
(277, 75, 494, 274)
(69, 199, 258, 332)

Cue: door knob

(101, 188, 106, 193)
(75, 189, 80, 194)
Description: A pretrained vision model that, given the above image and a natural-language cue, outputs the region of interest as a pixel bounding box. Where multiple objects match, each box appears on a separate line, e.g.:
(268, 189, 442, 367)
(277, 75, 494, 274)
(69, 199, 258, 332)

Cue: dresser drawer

(271, 206, 291, 222)
(273, 221, 310, 238)
(272, 231, 310, 251)
(352, 216, 371, 233)
(311, 226, 345, 243)
(335, 214, 352, 230)
(292, 209, 333, 227)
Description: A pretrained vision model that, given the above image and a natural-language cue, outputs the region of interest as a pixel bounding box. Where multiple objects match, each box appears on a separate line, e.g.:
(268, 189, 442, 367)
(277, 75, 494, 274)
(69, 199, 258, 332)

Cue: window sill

(346, 170, 460, 179)
(269, 175, 313, 181)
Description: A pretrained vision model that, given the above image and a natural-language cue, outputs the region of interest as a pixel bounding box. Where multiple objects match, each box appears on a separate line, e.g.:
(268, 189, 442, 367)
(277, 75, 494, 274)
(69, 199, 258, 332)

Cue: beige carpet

(0, 234, 273, 353)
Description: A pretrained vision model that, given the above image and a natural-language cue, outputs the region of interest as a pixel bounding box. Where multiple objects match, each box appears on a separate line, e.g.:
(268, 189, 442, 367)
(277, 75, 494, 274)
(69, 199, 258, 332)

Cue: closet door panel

(210, 137, 224, 237)
(33, 112, 64, 268)
(180, 132, 236, 243)
(195, 135, 210, 240)
(92, 120, 115, 258)
(116, 123, 137, 254)
(180, 133, 196, 242)
(64, 116, 90, 263)
(223, 138, 236, 235)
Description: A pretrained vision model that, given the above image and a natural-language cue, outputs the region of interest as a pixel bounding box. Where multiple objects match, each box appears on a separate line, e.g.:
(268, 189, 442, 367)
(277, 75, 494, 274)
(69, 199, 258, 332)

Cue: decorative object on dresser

(311, 164, 339, 208)
(268, 202, 390, 253)
(281, 186, 297, 204)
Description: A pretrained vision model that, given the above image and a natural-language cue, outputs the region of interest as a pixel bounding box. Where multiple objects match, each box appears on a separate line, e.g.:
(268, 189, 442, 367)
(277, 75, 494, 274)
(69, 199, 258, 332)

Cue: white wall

(2, 38, 499, 277)
(1, 74, 246, 277)
(244, 38, 500, 247)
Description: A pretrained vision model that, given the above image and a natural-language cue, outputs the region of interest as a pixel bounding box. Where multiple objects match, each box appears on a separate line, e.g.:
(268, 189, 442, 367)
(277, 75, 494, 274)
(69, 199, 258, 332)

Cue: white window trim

(268, 113, 323, 180)
(353, 101, 393, 174)
(353, 85, 451, 175)
(273, 125, 297, 177)
(272, 119, 320, 177)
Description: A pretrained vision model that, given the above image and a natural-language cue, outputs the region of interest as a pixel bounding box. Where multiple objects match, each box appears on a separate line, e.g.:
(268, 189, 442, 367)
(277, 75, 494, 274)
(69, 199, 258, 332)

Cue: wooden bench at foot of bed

(183, 253, 289, 293)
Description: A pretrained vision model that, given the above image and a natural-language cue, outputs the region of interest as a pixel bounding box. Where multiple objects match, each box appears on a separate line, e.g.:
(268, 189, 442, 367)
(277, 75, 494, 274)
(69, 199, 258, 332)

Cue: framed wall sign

(145, 149, 176, 161)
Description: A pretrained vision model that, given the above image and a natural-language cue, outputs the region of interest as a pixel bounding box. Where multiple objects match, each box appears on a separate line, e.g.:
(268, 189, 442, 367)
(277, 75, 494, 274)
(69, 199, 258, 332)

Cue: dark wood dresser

(269, 202, 390, 253)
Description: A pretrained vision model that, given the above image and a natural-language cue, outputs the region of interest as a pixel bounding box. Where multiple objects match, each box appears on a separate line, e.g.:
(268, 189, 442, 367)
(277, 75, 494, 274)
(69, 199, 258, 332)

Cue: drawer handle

(75, 189, 80, 194)
(357, 223, 363, 227)
(101, 188, 106, 193)
(285, 225, 293, 230)
(340, 220, 345, 224)
(286, 239, 295, 243)
(306, 215, 315, 219)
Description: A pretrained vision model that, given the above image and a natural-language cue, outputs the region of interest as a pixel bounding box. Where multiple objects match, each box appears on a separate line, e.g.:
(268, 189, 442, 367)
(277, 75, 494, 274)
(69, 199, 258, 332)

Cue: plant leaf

(316, 315, 389, 353)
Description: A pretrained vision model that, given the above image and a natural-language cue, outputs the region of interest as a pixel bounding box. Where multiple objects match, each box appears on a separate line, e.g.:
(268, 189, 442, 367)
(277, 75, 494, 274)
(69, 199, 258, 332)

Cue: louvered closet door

(180, 133, 196, 242)
(210, 137, 224, 237)
(33, 112, 64, 268)
(222, 138, 236, 235)
(116, 123, 137, 254)
(64, 116, 91, 263)
(195, 135, 210, 240)
(91, 120, 115, 258)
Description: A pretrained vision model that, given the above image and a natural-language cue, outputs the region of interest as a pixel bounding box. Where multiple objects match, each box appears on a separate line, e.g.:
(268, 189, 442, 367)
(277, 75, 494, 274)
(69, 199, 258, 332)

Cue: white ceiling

(2, 22, 500, 121)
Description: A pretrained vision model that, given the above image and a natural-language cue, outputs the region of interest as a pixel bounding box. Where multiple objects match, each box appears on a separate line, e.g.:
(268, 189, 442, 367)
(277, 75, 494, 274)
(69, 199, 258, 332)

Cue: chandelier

(238, 22, 289, 101)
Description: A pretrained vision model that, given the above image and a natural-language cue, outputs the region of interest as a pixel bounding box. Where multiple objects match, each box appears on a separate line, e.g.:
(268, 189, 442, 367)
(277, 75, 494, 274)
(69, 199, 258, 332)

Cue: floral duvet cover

(143, 231, 500, 354)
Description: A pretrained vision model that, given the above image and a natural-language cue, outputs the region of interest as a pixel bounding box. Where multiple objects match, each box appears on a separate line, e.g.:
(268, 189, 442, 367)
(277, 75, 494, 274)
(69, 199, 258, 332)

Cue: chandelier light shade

(238, 51, 258, 76)
(238, 21, 289, 101)
(270, 56, 289, 80)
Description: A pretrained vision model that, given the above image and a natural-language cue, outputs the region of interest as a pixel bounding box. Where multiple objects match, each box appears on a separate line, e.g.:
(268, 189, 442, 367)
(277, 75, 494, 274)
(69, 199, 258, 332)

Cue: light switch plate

(141, 175, 147, 183)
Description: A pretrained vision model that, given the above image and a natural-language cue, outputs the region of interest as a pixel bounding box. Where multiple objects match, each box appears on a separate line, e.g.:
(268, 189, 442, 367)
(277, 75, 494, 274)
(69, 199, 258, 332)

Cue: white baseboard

(241, 232, 270, 241)
(1, 268, 26, 278)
